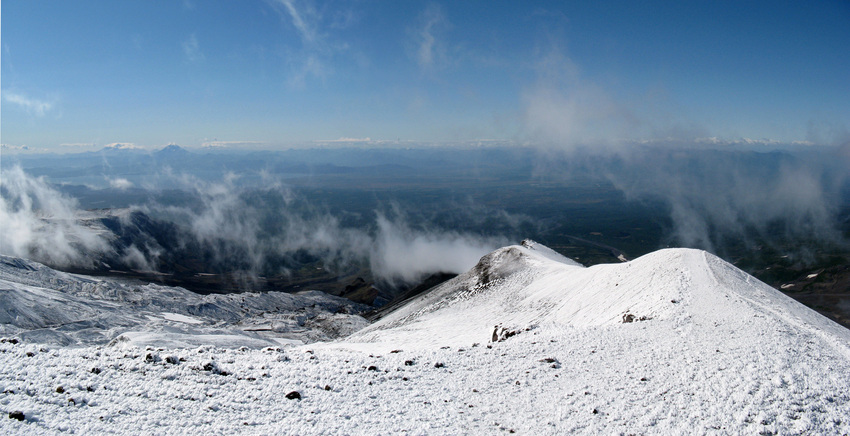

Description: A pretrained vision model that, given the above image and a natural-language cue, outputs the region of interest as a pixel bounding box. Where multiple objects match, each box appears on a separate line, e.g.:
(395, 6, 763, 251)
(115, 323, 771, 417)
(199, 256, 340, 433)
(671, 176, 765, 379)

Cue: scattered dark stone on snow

(8, 411, 24, 421)
(640, 377, 648, 382)
(367, 366, 378, 371)
(56, 386, 65, 394)
(473, 389, 478, 392)
(203, 362, 227, 375)
(540, 358, 558, 363)
(515, 381, 521, 385)
(324, 385, 331, 391)
(285, 391, 301, 400)
(491, 325, 520, 342)
(621, 313, 651, 323)
(25, 352, 34, 357)
(145, 353, 161, 363)
(165, 356, 180, 365)
(592, 408, 598, 414)
(91, 367, 102, 375)
(472, 343, 480, 348)
(390, 350, 402, 354)
(434, 363, 445, 368)
(402, 377, 408, 381)
(440, 346, 450, 349)
(1, 338, 19, 345)
(671, 299, 678, 303)
(404, 360, 415, 366)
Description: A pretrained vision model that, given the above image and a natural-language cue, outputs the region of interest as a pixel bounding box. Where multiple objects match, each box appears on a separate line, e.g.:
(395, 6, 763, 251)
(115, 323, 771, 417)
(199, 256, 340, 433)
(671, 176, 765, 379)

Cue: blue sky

(2, 0, 849, 151)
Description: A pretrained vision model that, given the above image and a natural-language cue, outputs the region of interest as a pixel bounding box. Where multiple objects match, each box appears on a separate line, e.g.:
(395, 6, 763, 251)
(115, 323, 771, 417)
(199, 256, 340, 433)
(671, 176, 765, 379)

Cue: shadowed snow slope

(0, 255, 368, 347)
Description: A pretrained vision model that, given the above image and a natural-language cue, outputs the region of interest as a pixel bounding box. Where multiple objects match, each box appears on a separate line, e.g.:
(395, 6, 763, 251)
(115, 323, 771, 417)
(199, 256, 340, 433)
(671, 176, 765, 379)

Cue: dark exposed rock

(491, 325, 520, 342)
(8, 411, 24, 421)
(285, 391, 301, 400)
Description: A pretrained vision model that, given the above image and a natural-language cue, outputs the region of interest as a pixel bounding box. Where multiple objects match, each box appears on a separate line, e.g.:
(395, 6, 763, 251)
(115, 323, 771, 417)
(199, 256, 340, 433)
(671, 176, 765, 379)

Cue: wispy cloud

(277, 0, 318, 44)
(103, 142, 142, 150)
(410, 3, 448, 69)
(201, 140, 266, 149)
(0, 144, 29, 151)
(522, 47, 638, 151)
(266, 0, 357, 87)
(182, 34, 204, 62)
(107, 177, 134, 190)
(2, 90, 54, 116)
(287, 54, 327, 88)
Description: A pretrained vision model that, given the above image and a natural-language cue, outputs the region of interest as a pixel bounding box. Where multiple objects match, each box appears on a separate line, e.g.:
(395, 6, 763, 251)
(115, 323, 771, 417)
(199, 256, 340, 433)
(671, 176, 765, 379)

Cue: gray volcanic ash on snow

(1, 241, 850, 434)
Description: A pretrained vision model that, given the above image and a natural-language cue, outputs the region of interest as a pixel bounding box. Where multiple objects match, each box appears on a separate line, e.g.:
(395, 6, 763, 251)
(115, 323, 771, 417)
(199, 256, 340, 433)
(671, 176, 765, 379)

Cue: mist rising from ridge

(0, 167, 513, 287)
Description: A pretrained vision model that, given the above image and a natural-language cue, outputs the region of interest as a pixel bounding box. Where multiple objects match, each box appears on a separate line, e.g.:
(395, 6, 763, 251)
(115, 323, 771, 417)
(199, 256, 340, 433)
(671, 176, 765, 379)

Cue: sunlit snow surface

(2, 243, 850, 434)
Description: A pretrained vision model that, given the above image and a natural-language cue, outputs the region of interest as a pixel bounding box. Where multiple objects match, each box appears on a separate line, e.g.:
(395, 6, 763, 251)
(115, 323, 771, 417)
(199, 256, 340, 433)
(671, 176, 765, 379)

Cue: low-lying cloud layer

(0, 168, 508, 287)
(0, 167, 110, 267)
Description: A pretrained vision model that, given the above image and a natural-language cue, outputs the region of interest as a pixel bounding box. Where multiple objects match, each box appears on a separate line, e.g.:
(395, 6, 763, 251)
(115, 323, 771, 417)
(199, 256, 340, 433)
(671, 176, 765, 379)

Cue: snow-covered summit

(349, 241, 850, 352)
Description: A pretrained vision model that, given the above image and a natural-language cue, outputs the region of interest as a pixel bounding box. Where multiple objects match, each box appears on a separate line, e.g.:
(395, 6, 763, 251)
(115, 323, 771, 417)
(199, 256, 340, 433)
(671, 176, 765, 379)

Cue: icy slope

(0, 255, 368, 347)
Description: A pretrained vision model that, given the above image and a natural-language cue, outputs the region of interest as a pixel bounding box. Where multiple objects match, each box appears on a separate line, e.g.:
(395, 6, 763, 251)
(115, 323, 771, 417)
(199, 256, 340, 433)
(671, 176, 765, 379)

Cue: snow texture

(0, 255, 369, 347)
(2, 241, 850, 434)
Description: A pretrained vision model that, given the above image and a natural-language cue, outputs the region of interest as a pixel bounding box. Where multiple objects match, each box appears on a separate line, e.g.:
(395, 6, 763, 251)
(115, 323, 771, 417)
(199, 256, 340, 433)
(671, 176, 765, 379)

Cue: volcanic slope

(0, 255, 368, 347)
(1, 241, 849, 434)
(349, 239, 850, 352)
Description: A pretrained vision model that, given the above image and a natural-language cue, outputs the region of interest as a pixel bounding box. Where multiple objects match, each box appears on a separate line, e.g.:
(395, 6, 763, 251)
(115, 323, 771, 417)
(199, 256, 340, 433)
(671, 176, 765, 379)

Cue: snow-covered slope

(349, 240, 850, 352)
(1, 242, 849, 434)
(0, 255, 368, 347)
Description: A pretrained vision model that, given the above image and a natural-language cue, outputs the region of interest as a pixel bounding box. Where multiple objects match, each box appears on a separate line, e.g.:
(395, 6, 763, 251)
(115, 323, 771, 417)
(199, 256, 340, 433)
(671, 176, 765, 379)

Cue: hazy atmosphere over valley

(2, 1, 850, 434)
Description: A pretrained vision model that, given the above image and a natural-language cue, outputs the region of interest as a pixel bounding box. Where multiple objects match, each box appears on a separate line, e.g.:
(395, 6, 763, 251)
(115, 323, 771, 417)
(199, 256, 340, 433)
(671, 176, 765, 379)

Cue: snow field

(2, 243, 850, 434)
(2, 309, 850, 435)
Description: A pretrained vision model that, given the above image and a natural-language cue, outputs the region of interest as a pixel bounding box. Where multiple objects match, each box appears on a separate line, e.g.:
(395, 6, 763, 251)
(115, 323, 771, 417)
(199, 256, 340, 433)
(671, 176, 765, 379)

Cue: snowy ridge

(0, 255, 368, 347)
(347, 241, 850, 352)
